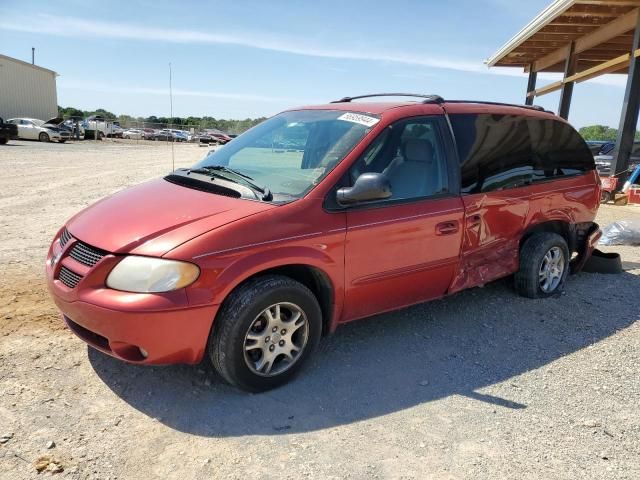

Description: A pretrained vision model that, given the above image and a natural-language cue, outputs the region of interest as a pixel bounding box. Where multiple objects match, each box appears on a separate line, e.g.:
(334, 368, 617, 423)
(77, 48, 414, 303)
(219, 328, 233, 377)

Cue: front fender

(185, 245, 345, 330)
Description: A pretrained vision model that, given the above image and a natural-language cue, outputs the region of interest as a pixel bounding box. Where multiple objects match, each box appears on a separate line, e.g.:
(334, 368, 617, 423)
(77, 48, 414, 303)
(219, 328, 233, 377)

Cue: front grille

(60, 228, 72, 247)
(58, 266, 82, 288)
(69, 242, 106, 267)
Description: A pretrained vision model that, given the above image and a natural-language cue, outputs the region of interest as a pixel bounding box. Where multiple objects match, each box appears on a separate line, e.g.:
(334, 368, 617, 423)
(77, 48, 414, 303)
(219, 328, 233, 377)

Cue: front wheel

(515, 232, 569, 298)
(208, 275, 322, 392)
(39, 132, 50, 142)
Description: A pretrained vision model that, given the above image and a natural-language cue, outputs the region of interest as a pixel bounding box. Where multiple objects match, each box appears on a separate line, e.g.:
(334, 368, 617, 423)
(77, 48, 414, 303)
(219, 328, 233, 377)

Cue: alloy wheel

(243, 302, 309, 377)
(539, 246, 565, 292)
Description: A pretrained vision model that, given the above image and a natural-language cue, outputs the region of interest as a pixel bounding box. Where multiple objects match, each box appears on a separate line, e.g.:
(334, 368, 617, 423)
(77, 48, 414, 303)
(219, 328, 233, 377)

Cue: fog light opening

(139, 347, 148, 359)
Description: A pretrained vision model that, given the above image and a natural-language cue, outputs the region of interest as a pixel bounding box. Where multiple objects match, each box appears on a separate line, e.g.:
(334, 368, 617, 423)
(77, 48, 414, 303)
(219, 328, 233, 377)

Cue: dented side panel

(450, 192, 528, 293)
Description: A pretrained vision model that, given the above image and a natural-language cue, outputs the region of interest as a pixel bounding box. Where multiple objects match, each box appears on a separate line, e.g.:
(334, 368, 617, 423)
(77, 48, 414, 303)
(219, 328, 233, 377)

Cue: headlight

(106, 256, 200, 293)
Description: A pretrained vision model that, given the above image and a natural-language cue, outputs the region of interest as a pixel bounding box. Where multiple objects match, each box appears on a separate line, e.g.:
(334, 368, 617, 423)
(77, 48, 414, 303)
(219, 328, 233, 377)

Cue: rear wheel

(515, 233, 569, 298)
(600, 190, 612, 203)
(39, 132, 50, 142)
(209, 275, 322, 392)
(0, 137, 7, 145)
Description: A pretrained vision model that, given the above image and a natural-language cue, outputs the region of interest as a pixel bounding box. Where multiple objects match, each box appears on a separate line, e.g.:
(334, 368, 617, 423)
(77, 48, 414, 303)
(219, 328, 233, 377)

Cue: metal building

(487, 0, 640, 185)
(0, 54, 58, 121)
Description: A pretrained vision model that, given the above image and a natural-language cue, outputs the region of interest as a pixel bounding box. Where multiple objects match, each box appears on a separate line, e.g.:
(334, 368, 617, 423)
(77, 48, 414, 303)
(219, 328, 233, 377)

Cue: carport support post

(558, 42, 577, 120)
(611, 13, 640, 185)
(525, 65, 537, 106)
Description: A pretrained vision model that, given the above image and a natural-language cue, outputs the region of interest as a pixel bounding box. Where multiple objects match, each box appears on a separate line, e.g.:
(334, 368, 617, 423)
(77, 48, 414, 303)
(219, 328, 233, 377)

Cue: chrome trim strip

(349, 208, 463, 230)
(193, 228, 347, 259)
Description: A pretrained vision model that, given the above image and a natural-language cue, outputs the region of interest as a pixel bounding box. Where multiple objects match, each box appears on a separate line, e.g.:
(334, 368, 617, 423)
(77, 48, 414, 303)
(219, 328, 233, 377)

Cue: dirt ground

(0, 139, 638, 479)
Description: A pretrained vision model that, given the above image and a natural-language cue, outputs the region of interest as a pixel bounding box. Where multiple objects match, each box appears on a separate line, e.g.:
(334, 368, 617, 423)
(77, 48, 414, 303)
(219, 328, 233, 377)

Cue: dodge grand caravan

(46, 94, 601, 391)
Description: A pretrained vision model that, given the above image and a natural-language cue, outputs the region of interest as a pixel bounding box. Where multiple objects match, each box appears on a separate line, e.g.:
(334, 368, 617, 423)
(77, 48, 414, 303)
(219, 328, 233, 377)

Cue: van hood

(66, 178, 275, 256)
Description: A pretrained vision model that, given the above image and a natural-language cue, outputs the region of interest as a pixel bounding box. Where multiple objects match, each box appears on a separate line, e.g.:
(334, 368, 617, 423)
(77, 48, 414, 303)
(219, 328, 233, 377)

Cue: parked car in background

(123, 128, 144, 140)
(169, 129, 190, 142)
(46, 94, 600, 392)
(108, 124, 124, 138)
(62, 119, 84, 138)
(141, 128, 156, 140)
(0, 117, 18, 145)
(7, 117, 72, 143)
(594, 141, 640, 175)
(151, 129, 187, 142)
(197, 132, 223, 146)
(204, 129, 232, 144)
(586, 140, 608, 156)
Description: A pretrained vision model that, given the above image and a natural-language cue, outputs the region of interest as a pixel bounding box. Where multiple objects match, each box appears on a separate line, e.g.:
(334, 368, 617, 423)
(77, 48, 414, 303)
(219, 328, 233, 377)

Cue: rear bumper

(571, 223, 602, 274)
(51, 294, 218, 365)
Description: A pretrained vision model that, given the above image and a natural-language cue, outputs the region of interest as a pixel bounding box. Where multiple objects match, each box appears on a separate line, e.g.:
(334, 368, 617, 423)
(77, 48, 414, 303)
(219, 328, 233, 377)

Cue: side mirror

(337, 172, 392, 205)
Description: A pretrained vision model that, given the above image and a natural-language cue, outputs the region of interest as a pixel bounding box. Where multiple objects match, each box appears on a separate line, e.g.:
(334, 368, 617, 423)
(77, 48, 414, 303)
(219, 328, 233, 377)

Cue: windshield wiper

(206, 165, 255, 181)
(188, 166, 272, 201)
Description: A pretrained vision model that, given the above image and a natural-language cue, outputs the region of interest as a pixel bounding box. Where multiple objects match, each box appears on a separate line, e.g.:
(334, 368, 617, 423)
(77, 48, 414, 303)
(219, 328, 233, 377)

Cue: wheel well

(232, 265, 334, 335)
(520, 221, 573, 252)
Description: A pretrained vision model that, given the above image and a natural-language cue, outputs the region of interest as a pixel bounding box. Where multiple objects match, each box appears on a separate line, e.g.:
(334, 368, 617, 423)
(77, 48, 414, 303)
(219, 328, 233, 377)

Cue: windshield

(192, 110, 377, 201)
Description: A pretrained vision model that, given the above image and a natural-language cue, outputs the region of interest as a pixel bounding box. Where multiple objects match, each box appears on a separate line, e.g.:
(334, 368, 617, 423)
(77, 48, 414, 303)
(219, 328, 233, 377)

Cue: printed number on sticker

(337, 113, 380, 128)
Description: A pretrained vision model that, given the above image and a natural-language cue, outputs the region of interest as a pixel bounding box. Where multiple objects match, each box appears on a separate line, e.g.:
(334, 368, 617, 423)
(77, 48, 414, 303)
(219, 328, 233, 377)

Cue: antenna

(169, 62, 175, 171)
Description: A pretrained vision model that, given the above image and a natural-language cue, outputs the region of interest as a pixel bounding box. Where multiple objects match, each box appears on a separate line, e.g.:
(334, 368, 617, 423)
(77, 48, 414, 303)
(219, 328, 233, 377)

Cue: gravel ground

(0, 139, 638, 479)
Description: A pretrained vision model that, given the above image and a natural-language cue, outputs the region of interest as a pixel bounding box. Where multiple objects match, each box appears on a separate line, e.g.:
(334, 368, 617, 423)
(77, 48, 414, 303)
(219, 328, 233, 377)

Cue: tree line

(58, 106, 267, 134)
(579, 124, 640, 142)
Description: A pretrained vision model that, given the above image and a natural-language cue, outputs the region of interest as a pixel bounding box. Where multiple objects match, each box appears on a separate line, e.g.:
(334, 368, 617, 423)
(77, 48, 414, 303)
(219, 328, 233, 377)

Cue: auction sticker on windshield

(337, 112, 380, 128)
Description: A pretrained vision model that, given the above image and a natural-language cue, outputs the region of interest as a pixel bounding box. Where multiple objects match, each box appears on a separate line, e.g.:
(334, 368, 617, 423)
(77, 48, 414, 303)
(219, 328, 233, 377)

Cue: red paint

(46, 101, 600, 365)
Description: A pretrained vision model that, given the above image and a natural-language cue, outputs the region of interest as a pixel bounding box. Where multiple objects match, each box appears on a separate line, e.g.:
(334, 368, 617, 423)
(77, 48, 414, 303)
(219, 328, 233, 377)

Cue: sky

(0, 0, 633, 128)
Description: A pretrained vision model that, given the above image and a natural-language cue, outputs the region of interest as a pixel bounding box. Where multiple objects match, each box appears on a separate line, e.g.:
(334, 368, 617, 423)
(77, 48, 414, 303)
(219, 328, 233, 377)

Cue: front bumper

(48, 131, 71, 140)
(46, 233, 218, 365)
(50, 294, 218, 364)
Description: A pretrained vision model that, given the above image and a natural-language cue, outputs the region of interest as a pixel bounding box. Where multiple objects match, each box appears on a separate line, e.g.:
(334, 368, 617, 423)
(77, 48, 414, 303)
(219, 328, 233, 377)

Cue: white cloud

(1, 14, 627, 89)
(0, 14, 496, 74)
(57, 80, 315, 103)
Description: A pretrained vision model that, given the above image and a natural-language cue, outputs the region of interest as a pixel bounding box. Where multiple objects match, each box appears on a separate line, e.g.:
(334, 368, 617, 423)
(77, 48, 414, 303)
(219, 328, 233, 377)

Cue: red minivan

(46, 94, 601, 391)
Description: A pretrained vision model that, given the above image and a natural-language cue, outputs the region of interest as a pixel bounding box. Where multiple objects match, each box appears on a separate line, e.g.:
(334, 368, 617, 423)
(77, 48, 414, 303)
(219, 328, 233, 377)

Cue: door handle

(436, 221, 459, 235)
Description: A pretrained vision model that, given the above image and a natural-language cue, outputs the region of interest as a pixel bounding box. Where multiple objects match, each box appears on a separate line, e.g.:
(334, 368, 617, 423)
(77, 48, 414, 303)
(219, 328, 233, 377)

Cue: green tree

(58, 106, 85, 119)
(579, 125, 618, 141)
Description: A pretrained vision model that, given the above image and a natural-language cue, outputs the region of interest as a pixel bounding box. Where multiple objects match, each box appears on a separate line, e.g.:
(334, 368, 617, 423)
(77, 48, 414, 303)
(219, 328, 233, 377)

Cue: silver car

(595, 142, 640, 175)
(7, 117, 71, 143)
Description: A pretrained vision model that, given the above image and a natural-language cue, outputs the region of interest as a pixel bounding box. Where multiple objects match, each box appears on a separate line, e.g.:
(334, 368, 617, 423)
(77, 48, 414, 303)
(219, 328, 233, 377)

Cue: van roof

(295, 93, 557, 118)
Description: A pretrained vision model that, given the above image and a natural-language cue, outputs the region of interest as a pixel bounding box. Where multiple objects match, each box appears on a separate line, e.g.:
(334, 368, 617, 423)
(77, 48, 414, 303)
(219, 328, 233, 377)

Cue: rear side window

(450, 114, 594, 194)
(528, 118, 595, 180)
(450, 114, 532, 193)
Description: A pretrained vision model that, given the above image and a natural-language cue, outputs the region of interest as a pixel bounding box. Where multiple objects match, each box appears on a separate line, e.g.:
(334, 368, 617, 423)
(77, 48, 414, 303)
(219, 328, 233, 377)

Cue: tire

(208, 275, 322, 392)
(39, 132, 50, 142)
(600, 191, 612, 203)
(98, 131, 105, 140)
(515, 232, 569, 298)
(0, 137, 7, 145)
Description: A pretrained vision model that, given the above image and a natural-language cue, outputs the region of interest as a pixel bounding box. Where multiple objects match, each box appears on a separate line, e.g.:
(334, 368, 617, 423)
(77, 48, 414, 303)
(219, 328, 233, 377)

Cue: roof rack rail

(331, 93, 444, 104)
(442, 100, 551, 113)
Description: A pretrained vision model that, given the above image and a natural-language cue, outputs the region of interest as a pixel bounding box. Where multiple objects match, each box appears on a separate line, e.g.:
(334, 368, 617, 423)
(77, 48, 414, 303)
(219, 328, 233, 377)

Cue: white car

(123, 128, 144, 140)
(7, 117, 72, 143)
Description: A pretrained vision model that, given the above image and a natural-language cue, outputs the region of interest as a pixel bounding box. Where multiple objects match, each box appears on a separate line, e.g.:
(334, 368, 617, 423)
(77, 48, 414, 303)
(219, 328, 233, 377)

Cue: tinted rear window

(450, 114, 594, 194)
